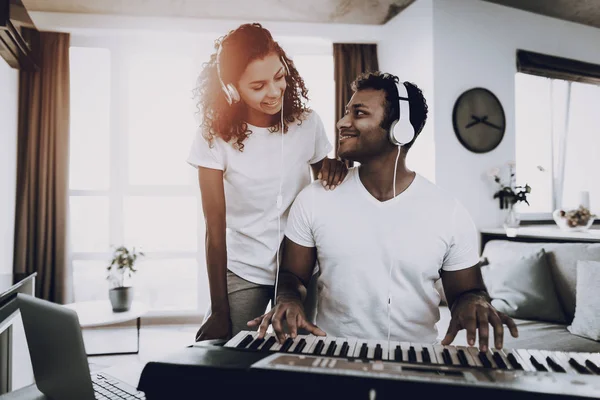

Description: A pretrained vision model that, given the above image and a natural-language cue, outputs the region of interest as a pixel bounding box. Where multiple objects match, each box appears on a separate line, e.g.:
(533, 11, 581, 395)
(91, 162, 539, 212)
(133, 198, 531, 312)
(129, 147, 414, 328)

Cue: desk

(0, 274, 36, 395)
(63, 301, 147, 356)
(480, 225, 600, 252)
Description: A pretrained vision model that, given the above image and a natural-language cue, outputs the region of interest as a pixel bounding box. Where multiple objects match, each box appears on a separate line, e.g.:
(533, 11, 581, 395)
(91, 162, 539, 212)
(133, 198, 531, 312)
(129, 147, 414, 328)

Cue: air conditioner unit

(0, 0, 39, 70)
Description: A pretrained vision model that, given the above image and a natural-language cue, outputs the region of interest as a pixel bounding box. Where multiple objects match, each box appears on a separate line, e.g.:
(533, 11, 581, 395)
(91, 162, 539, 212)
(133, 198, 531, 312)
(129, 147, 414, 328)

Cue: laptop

(16, 293, 145, 400)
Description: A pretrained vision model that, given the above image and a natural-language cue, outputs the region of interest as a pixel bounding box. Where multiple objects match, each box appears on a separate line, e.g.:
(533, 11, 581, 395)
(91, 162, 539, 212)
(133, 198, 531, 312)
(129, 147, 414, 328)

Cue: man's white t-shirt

(285, 167, 480, 343)
(187, 111, 332, 285)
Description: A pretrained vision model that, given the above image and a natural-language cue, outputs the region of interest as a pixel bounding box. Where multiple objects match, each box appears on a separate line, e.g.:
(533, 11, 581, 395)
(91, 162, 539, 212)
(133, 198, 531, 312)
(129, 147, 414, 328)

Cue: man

(248, 72, 518, 352)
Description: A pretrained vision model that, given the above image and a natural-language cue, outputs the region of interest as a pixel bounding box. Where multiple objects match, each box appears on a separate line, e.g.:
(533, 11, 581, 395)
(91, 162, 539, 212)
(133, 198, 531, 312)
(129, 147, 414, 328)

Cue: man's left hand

(441, 292, 518, 351)
(318, 158, 348, 190)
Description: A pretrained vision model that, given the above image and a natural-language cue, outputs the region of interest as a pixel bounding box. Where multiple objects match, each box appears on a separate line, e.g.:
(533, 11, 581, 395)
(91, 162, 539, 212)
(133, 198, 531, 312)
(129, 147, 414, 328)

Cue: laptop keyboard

(92, 372, 145, 399)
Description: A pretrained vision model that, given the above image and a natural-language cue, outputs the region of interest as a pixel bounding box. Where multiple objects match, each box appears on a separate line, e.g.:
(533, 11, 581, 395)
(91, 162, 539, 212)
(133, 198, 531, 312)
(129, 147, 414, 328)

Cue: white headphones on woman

(389, 81, 415, 146)
(216, 42, 290, 106)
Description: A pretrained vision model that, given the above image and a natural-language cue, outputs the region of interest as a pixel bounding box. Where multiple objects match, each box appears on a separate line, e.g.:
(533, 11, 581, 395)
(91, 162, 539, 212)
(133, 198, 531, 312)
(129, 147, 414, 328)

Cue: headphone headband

(389, 81, 415, 146)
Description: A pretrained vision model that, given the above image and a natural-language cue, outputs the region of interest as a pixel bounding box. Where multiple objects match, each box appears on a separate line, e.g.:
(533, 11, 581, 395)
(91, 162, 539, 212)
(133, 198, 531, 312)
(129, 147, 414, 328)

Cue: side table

(63, 301, 147, 357)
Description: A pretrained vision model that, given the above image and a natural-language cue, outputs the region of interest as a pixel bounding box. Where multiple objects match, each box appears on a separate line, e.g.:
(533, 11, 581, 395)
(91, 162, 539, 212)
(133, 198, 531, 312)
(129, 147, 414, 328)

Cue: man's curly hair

(194, 23, 310, 151)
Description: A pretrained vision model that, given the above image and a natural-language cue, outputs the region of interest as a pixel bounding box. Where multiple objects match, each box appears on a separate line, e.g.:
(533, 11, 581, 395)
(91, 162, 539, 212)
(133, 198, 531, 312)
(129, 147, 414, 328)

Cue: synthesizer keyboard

(224, 330, 600, 375)
(136, 332, 600, 399)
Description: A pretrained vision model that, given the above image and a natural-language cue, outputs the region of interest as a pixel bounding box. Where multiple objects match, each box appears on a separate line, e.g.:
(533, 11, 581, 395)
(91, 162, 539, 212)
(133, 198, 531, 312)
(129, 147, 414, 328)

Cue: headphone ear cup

(226, 84, 240, 104)
(393, 125, 415, 145)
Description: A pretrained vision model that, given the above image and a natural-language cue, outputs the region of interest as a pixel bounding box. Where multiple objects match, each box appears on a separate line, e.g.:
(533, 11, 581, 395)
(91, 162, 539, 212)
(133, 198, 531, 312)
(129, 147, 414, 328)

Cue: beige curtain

(14, 30, 72, 303)
(333, 43, 379, 164)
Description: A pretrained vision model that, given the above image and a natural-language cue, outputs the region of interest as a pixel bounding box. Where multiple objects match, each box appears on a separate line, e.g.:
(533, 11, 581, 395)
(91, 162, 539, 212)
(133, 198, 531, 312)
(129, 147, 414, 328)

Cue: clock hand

(481, 120, 503, 130)
(465, 120, 480, 129)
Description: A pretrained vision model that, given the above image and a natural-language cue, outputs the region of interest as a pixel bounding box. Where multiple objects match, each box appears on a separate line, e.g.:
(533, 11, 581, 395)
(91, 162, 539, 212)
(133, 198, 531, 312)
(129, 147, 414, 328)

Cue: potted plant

(107, 246, 144, 312)
(488, 162, 531, 236)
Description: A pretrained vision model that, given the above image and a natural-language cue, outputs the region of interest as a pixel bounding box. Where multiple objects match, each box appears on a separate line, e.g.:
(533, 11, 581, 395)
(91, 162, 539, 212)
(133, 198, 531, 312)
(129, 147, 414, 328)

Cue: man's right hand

(247, 296, 326, 343)
(195, 310, 232, 342)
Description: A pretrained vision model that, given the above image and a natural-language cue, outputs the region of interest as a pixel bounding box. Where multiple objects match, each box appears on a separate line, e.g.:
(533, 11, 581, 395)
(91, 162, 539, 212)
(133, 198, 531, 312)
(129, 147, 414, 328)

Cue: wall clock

(452, 88, 505, 153)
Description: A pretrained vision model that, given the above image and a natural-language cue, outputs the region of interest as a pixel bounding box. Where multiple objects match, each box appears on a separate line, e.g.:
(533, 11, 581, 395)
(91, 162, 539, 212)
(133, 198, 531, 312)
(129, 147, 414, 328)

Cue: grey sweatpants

(202, 270, 319, 338)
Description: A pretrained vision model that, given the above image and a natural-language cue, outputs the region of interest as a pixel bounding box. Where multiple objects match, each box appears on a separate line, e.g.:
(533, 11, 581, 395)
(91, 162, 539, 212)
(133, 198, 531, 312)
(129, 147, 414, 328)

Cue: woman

(187, 23, 347, 341)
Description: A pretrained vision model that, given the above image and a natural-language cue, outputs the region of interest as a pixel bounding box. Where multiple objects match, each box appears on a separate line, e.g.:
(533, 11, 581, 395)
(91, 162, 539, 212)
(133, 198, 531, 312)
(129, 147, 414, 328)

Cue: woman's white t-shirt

(187, 111, 332, 285)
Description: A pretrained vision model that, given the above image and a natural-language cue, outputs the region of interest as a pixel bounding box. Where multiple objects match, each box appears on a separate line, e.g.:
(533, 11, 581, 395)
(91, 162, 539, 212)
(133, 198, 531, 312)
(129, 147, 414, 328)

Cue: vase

(109, 287, 134, 312)
(503, 203, 520, 237)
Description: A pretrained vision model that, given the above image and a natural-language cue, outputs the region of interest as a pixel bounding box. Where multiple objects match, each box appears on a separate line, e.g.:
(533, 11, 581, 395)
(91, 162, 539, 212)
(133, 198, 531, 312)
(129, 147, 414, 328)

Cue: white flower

(487, 167, 500, 178)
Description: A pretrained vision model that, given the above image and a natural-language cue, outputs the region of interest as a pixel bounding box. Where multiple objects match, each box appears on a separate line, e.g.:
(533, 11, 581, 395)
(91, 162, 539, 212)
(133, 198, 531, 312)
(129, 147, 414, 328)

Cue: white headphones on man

(216, 41, 290, 105)
(389, 81, 415, 146)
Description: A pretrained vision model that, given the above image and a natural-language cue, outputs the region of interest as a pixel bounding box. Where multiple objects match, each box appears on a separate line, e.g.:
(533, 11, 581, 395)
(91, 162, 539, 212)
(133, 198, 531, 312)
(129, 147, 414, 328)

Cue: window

(515, 72, 600, 216)
(69, 42, 335, 315)
(69, 46, 204, 312)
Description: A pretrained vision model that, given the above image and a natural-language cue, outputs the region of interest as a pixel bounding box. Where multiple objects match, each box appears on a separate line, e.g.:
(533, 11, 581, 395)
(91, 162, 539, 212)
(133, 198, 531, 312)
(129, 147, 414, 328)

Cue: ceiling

(21, 0, 600, 29)
(482, 0, 600, 30)
(21, 0, 416, 25)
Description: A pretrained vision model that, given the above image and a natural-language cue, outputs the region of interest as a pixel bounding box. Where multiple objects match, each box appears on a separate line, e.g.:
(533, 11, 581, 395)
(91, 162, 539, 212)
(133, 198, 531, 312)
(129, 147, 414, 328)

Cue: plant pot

(109, 287, 134, 312)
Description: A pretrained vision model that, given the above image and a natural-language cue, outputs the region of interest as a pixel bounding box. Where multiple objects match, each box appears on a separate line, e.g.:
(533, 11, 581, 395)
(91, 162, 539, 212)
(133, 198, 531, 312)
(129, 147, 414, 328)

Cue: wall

(0, 61, 18, 274)
(379, 0, 435, 183)
(432, 0, 600, 228)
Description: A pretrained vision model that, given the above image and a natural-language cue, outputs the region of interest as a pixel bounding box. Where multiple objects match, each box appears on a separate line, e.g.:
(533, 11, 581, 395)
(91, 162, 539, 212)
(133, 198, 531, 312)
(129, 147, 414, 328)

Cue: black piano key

(569, 358, 591, 374)
(408, 346, 417, 363)
(293, 339, 307, 353)
(236, 334, 254, 349)
(546, 356, 566, 373)
(493, 352, 508, 370)
(359, 343, 368, 359)
(260, 336, 277, 352)
(530, 356, 548, 372)
(325, 341, 337, 356)
(374, 344, 383, 360)
(394, 345, 403, 361)
(442, 349, 453, 365)
(248, 337, 265, 350)
(340, 342, 350, 357)
(478, 352, 492, 368)
(421, 347, 431, 364)
(506, 353, 524, 370)
(585, 359, 600, 375)
(313, 340, 325, 355)
(280, 337, 294, 353)
(457, 350, 469, 367)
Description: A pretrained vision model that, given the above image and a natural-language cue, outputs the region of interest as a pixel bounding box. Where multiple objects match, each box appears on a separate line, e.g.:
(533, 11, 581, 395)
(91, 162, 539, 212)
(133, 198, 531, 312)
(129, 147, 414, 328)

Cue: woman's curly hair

(194, 23, 310, 151)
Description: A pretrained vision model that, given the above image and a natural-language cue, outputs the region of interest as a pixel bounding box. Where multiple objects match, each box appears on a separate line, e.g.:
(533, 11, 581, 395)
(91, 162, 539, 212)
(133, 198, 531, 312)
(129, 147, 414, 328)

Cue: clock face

(452, 88, 506, 153)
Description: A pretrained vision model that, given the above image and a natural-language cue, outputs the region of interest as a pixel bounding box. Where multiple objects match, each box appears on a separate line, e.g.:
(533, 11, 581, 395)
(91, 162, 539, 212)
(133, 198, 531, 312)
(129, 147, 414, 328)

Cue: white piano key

(288, 335, 307, 353)
(514, 349, 539, 372)
(320, 336, 338, 356)
(409, 343, 424, 363)
(528, 349, 552, 371)
(551, 351, 580, 375)
(445, 346, 461, 366)
(467, 347, 485, 367)
(299, 335, 317, 354)
(343, 338, 358, 357)
(256, 333, 276, 351)
(485, 348, 499, 369)
(225, 330, 251, 348)
(491, 348, 513, 370)
(456, 346, 476, 367)
(421, 343, 439, 364)
(433, 345, 447, 365)
(353, 339, 370, 358)
(309, 336, 328, 355)
(387, 341, 401, 361)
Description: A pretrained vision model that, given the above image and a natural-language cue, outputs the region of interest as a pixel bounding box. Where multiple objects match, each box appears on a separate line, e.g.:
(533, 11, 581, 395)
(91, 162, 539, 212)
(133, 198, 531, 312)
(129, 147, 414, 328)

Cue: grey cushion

(482, 241, 600, 321)
(480, 249, 567, 323)
(568, 260, 600, 341)
(437, 306, 600, 352)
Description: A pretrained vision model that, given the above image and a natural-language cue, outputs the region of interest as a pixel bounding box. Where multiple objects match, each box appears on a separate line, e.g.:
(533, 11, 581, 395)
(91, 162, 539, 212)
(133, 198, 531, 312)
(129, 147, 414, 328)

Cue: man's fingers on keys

(500, 312, 519, 338)
(257, 312, 273, 339)
(301, 319, 326, 337)
(477, 309, 489, 352)
(271, 308, 287, 343)
(247, 313, 266, 328)
(285, 309, 299, 338)
(463, 314, 477, 347)
(441, 318, 459, 346)
(489, 312, 504, 349)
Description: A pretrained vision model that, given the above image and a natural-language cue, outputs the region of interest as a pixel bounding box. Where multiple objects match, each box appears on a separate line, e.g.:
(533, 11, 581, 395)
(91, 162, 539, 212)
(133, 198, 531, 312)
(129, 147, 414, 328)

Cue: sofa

(435, 240, 600, 353)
